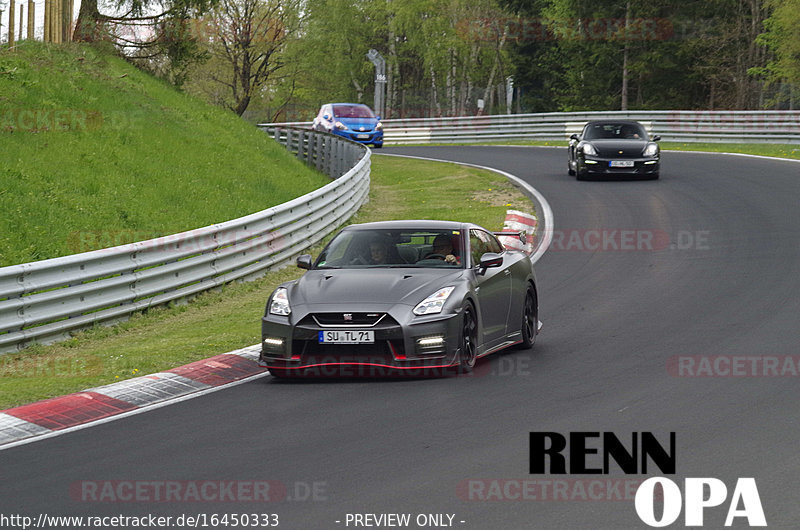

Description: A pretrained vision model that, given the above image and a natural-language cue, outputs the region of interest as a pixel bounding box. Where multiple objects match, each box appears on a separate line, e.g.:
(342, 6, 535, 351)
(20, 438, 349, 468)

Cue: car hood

(336, 117, 378, 131)
(290, 268, 464, 306)
(586, 139, 649, 157)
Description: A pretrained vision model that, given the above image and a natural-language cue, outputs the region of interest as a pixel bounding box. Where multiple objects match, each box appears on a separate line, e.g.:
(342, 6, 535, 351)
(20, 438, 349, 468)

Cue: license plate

(609, 160, 635, 168)
(356, 134, 370, 139)
(318, 330, 374, 344)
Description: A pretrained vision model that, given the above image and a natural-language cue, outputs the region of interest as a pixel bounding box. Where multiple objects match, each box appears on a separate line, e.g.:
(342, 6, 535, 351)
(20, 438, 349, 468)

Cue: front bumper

(260, 307, 462, 376)
(579, 156, 659, 175)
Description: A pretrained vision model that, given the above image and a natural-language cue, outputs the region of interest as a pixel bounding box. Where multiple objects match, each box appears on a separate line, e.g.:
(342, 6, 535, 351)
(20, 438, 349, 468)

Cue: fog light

(585, 160, 598, 164)
(644, 160, 657, 165)
(417, 336, 445, 347)
(263, 337, 284, 347)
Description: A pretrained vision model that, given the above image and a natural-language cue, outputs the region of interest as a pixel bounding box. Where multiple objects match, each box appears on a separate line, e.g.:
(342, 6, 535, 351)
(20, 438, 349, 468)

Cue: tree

(200, 0, 301, 116)
(756, 0, 800, 106)
(502, 0, 772, 111)
(73, 0, 216, 86)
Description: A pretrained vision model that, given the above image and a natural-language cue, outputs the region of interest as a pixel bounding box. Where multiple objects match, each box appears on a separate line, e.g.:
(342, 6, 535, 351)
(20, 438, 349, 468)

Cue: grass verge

(392, 140, 800, 161)
(0, 41, 327, 266)
(0, 154, 535, 409)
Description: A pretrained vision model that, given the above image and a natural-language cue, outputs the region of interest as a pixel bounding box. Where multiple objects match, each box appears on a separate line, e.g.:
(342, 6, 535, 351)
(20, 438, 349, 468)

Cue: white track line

(0, 370, 269, 451)
(662, 149, 800, 163)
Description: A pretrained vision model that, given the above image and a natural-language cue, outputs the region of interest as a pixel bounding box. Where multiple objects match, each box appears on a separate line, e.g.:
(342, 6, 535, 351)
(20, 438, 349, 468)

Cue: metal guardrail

(0, 128, 370, 354)
(259, 110, 800, 144)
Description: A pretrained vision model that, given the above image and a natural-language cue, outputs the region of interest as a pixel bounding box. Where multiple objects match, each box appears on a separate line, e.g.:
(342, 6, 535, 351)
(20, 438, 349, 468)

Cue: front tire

(518, 286, 537, 349)
(459, 304, 478, 373)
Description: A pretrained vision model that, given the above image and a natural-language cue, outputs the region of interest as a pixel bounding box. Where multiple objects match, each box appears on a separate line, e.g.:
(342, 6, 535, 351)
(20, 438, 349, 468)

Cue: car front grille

(308, 312, 388, 327)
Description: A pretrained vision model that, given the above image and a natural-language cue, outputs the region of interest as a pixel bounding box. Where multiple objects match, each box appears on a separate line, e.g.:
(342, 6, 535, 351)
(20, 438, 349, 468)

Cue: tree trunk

(351, 74, 363, 103)
(28, 0, 35, 40)
(62, 0, 72, 42)
(73, 0, 101, 42)
(234, 95, 251, 116)
(8, 0, 15, 47)
(620, 1, 630, 111)
(482, 28, 507, 114)
(430, 64, 442, 117)
(386, 22, 398, 119)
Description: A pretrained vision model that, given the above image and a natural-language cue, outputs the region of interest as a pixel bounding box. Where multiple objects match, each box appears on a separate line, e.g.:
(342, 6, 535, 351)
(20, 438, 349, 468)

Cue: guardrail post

(314, 135, 323, 171)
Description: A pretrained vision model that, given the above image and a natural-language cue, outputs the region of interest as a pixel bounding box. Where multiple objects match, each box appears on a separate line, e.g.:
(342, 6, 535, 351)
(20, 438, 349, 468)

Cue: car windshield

(332, 105, 375, 119)
(583, 122, 648, 140)
(315, 229, 464, 269)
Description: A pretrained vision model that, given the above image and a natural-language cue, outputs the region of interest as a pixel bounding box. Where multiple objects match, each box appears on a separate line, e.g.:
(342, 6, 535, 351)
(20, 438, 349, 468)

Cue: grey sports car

(259, 220, 540, 377)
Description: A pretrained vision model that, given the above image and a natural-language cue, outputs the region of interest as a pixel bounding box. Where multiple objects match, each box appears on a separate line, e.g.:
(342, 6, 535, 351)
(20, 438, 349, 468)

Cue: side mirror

(296, 254, 313, 270)
(375, 116, 381, 121)
(652, 135, 661, 141)
(478, 252, 503, 274)
(323, 114, 331, 121)
(570, 133, 579, 141)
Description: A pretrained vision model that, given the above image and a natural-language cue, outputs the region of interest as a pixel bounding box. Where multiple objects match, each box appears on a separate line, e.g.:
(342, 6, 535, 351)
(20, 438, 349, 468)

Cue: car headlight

(413, 286, 455, 316)
(269, 287, 291, 316)
(335, 121, 347, 130)
(581, 143, 597, 156)
(376, 122, 383, 131)
(643, 143, 659, 157)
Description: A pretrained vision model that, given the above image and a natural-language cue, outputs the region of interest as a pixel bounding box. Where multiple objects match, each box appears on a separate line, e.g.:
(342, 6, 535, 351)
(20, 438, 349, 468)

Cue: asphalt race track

(2, 146, 799, 528)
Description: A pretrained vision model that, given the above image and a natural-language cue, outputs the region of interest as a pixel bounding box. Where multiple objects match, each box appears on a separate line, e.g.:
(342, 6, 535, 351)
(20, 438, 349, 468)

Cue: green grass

(394, 139, 800, 160)
(0, 41, 328, 266)
(0, 154, 534, 409)
(658, 142, 800, 160)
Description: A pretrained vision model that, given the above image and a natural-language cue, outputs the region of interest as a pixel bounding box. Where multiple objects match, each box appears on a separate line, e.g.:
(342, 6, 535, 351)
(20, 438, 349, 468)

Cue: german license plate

(609, 160, 635, 168)
(357, 134, 369, 139)
(318, 330, 374, 344)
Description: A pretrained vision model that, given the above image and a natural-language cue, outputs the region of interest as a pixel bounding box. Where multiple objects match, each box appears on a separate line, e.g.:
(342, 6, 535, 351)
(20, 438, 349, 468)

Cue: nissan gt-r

(259, 220, 540, 377)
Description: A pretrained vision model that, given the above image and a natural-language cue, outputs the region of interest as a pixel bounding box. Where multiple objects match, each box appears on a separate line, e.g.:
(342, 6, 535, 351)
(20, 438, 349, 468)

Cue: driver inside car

(423, 234, 459, 264)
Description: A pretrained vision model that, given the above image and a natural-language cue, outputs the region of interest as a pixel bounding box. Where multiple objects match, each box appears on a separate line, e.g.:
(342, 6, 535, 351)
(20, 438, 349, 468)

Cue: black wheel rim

(524, 291, 536, 340)
(462, 309, 477, 367)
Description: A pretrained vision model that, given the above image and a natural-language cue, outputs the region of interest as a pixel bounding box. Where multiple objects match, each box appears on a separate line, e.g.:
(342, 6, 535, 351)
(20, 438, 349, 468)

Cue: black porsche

(259, 220, 540, 377)
(568, 120, 661, 180)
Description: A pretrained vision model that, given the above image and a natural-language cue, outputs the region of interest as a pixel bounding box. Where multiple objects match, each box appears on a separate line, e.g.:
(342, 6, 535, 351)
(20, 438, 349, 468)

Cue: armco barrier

(259, 110, 800, 144)
(0, 129, 370, 354)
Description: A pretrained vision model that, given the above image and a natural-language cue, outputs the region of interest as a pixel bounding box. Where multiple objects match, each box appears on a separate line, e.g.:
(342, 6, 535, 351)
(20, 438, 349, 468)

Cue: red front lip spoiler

(264, 362, 456, 371)
(259, 339, 525, 371)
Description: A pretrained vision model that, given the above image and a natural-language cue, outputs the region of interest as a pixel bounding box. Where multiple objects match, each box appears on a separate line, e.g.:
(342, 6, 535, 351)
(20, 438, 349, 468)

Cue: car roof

(344, 220, 475, 231)
(584, 119, 645, 126)
(331, 103, 372, 108)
